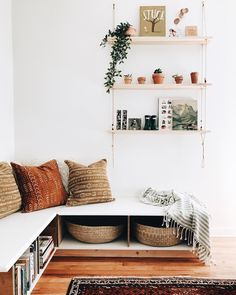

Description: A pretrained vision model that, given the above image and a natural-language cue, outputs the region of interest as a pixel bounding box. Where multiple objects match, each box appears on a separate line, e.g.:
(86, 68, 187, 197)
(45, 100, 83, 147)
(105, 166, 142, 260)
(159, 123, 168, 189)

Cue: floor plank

(32, 237, 236, 294)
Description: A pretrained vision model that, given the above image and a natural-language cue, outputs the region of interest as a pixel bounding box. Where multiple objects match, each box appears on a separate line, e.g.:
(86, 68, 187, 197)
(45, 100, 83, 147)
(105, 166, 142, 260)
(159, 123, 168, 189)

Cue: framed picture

(172, 99, 198, 130)
(158, 98, 172, 130)
(140, 6, 166, 36)
(128, 118, 142, 130)
(185, 26, 198, 37)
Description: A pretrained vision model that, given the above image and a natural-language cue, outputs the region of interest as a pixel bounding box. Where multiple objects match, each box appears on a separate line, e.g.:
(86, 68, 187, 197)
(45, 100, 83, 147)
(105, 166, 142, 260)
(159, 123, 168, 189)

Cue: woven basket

(135, 223, 181, 247)
(66, 221, 123, 244)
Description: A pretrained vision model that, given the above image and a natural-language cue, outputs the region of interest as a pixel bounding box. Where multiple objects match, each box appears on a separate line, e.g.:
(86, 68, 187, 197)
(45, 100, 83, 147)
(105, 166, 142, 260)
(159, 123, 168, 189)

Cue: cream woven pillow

(0, 162, 22, 219)
(65, 159, 114, 206)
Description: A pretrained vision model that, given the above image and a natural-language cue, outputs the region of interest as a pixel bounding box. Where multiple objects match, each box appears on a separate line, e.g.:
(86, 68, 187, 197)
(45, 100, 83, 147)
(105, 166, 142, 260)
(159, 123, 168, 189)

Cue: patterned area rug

(66, 277, 236, 295)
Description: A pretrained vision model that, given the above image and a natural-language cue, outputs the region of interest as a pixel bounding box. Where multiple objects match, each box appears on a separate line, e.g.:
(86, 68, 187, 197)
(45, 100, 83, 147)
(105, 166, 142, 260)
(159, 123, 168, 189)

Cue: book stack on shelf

(39, 236, 54, 269)
(15, 240, 38, 295)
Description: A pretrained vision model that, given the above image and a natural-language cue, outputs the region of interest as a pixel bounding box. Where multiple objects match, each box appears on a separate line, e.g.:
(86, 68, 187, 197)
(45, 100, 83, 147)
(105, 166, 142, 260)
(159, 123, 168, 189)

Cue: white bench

(0, 196, 196, 294)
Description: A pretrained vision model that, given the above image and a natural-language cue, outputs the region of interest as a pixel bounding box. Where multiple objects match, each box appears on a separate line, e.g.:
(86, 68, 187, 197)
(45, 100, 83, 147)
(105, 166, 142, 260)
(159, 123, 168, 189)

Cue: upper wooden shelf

(108, 36, 212, 45)
(113, 83, 211, 90)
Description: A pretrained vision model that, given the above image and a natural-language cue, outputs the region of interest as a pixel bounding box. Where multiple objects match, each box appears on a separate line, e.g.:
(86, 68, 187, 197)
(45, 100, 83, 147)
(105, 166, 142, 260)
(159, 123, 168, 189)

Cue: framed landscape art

(172, 99, 198, 131)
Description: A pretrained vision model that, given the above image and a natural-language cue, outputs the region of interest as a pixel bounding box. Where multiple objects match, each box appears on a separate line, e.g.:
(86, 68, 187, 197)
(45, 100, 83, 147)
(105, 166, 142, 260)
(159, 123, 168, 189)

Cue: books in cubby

(15, 240, 38, 295)
(14, 236, 54, 295)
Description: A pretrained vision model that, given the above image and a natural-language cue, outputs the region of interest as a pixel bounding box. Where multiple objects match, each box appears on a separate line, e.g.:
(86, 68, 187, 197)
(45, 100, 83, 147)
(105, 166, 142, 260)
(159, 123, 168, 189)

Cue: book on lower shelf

(38, 236, 54, 268)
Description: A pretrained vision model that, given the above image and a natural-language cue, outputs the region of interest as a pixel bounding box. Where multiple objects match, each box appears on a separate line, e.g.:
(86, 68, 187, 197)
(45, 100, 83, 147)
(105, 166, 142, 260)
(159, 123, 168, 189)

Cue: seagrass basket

(135, 223, 181, 247)
(66, 221, 124, 244)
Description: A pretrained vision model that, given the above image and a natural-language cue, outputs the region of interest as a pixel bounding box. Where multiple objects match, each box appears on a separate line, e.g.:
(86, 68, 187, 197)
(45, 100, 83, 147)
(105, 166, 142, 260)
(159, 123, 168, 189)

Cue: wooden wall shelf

(108, 36, 212, 45)
(113, 83, 211, 90)
(110, 130, 210, 135)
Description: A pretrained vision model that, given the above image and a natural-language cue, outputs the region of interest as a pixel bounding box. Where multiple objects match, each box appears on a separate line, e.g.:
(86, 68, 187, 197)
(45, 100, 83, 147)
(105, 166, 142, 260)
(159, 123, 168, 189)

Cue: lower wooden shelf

(110, 130, 210, 135)
(57, 235, 195, 259)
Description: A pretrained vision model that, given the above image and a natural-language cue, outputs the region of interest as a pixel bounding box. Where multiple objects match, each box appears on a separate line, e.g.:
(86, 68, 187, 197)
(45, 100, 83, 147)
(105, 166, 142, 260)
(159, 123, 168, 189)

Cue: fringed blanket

(140, 188, 211, 264)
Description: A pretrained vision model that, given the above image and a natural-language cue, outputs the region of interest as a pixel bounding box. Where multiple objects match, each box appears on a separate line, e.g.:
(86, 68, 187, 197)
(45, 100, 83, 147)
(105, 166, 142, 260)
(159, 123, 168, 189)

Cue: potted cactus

(152, 68, 165, 84)
(124, 74, 132, 84)
(172, 74, 183, 84)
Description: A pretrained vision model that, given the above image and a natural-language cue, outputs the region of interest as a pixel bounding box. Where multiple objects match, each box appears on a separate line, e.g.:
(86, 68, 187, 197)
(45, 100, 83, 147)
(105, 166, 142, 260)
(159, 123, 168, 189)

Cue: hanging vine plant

(100, 22, 133, 93)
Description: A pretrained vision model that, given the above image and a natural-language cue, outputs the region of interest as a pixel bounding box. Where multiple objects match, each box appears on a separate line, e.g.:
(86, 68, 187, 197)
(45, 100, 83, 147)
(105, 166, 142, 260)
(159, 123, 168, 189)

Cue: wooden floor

(32, 238, 236, 295)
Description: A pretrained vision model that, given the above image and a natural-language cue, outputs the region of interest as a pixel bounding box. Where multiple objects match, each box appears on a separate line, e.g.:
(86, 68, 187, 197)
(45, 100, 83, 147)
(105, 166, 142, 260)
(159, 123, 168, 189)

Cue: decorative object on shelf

(137, 76, 146, 84)
(185, 26, 198, 37)
(65, 159, 115, 206)
(124, 74, 132, 84)
(140, 6, 166, 36)
(169, 28, 177, 37)
(152, 68, 164, 84)
(116, 110, 121, 130)
(159, 98, 172, 130)
(66, 217, 123, 244)
(122, 110, 128, 130)
(150, 115, 158, 130)
(125, 25, 137, 36)
(100, 22, 132, 93)
(190, 72, 199, 84)
(172, 74, 184, 84)
(11, 160, 67, 213)
(174, 8, 189, 25)
(143, 115, 151, 130)
(128, 118, 142, 130)
(172, 99, 198, 131)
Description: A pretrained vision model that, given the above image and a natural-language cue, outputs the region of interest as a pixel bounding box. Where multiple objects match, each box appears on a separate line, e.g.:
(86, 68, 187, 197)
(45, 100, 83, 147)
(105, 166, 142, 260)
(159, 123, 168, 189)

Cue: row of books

(14, 236, 54, 295)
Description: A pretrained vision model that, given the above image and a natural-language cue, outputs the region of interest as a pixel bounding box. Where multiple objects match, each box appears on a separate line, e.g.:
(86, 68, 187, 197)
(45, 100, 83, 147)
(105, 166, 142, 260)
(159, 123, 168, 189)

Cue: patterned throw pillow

(0, 163, 22, 219)
(11, 160, 67, 213)
(65, 159, 114, 206)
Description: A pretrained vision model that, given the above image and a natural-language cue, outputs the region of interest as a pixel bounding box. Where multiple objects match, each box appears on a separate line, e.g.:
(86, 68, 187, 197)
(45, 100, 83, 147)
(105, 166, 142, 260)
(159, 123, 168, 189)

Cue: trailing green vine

(100, 22, 132, 93)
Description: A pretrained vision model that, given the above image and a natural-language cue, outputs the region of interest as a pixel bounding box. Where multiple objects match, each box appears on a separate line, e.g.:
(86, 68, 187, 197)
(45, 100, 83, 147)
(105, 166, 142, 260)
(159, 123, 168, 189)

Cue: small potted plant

(137, 76, 146, 84)
(172, 74, 183, 84)
(152, 68, 165, 84)
(124, 74, 132, 84)
(190, 72, 199, 84)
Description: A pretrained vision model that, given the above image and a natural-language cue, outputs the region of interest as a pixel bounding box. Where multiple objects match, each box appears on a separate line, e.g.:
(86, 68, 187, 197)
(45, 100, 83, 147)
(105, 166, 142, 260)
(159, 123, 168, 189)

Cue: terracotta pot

(152, 73, 165, 84)
(174, 76, 183, 84)
(190, 72, 199, 84)
(137, 77, 146, 84)
(125, 26, 137, 37)
(124, 77, 132, 84)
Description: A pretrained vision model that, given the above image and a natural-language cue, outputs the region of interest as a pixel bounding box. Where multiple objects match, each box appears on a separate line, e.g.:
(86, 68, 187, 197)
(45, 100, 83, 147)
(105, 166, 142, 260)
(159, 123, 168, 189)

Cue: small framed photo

(185, 26, 198, 37)
(128, 118, 142, 130)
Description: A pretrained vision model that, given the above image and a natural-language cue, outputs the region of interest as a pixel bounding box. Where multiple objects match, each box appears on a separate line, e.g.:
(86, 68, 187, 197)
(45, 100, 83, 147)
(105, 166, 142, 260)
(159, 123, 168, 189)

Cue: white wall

(0, 0, 14, 160)
(12, 0, 236, 236)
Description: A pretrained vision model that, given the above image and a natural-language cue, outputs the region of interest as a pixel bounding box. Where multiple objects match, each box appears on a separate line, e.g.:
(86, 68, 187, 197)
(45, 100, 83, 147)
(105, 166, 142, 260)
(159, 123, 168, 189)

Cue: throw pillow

(0, 162, 22, 219)
(65, 159, 114, 206)
(11, 160, 67, 213)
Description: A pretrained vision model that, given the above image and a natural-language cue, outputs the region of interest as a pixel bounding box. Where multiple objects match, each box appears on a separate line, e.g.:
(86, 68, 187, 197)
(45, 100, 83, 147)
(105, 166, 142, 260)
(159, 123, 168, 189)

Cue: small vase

(190, 72, 199, 84)
(144, 115, 151, 130)
(137, 77, 146, 84)
(150, 115, 158, 130)
(125, 26, 137, 37)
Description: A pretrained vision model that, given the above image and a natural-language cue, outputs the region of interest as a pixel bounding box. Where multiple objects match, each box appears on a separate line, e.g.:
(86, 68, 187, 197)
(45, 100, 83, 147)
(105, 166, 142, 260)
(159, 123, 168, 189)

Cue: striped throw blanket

(140, 188, 211, 264)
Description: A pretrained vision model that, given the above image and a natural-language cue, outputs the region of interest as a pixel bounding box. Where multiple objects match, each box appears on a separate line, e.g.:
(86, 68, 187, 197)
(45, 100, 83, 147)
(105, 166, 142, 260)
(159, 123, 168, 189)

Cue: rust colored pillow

(11, 160, 67, 213)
